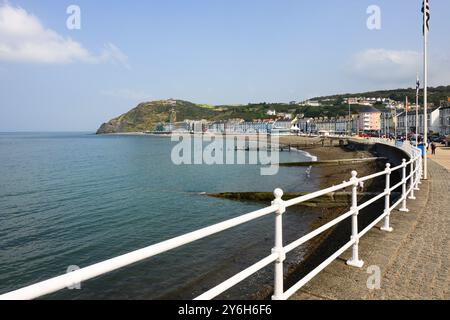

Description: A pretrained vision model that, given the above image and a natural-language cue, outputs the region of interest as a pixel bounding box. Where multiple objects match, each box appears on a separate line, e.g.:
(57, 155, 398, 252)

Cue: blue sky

(1, 0, 449, 131)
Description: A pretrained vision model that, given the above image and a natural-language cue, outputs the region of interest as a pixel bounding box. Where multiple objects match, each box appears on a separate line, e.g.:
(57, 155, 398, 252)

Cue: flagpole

(416, 75, 419, 146)
(394, 110, 397, 139)
(423, 0, 429, 180)
(406, 96, 408, 141)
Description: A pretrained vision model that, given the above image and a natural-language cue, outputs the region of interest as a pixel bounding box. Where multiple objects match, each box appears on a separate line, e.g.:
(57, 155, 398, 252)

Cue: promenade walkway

(430, 146, 450, 172)
(291, 159, 449, 300)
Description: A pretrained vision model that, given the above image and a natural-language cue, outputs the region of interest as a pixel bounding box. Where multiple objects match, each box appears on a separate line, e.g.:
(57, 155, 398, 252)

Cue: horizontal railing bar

(390, 180, 404, 192)
(284, 210, 354, 254)
(406, 172, 414, 180)
(390, 197, 404, 212)
(358, 210, 388, 238)
(195, 253, 278, 300)
(358, 170, 387, 183)
(391, 164, 404, 172)
(357, 191, 387, 211)
(0, 205, 278, 300)
(284, 181, 354, 207)
(282, 239, 354, 300)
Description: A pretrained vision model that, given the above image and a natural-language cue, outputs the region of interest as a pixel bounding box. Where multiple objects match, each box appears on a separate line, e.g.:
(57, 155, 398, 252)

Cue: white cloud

(349, 49, 419, 84)
(348, 48, 450, 87)
(99, 43, 130, 69)
(0, 4, 128, 66)
(430, 53, 450, 86)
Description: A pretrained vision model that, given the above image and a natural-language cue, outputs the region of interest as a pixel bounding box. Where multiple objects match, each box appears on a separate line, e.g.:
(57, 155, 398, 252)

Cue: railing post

(414, 155, 420, 191)
(346, 171, 364, 268)
(381, 163, 393, 232)
(271, 188, 286, 300)
(418, 156, 423, 185)
(408, 159, 416, 200)
(399, 159, 409, 212)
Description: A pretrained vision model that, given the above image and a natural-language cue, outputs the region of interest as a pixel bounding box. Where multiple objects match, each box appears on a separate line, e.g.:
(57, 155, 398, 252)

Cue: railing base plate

(346, 259, 364, 268)
(380, 226, 393, 232)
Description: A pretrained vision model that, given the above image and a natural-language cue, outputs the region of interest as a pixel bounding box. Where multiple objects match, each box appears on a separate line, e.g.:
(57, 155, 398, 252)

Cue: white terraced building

(396, 108, 440, 135)
(439, 106, 450, 135)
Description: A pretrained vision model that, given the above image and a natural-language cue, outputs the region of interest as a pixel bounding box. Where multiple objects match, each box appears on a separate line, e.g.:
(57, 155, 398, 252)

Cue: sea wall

(347, 140, 411, 167)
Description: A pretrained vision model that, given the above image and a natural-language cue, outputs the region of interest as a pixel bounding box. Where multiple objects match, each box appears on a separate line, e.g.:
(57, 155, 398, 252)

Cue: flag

(406, 96, 409, 113)
(416, 76, 420, 95)
(422, 0, 430, 33)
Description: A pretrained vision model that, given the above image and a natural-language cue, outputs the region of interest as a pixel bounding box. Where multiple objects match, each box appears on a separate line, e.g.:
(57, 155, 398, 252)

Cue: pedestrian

(431, 142, 437, 155)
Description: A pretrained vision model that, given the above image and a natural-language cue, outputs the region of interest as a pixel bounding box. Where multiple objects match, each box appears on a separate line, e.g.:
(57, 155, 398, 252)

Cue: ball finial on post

(274, 188, 284, 200)
(350, 171, 358, 186)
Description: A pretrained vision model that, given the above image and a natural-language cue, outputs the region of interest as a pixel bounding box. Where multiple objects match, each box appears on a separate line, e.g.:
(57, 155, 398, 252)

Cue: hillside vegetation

(97, 86, 450, 134)
(312, 85, 450, 107)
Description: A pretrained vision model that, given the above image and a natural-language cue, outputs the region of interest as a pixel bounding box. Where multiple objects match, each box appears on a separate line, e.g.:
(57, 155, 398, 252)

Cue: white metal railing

(0, 139, 423, 300)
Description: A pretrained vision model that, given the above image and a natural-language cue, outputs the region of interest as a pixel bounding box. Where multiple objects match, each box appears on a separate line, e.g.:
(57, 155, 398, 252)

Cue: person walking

(431, 142, 437, 155)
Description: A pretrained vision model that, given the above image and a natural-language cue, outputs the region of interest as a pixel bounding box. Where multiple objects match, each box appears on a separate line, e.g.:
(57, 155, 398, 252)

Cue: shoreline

(290, 147, 318, 162)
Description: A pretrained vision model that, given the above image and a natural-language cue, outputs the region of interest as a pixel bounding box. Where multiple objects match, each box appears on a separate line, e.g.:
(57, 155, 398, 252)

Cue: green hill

(96, 100, 289, 134)
(97, 100, 216, 134)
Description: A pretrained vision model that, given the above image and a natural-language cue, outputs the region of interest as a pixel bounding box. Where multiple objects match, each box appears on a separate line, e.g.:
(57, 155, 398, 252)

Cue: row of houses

(345, 97, 391, 106)
(294, 116, 355, 135)
(156, 120, 272, 134)
(266, 109, 295, 120)
(297, 105, 450, 136)
(155, 103, 450, 136)
(365, 104, 450, 136)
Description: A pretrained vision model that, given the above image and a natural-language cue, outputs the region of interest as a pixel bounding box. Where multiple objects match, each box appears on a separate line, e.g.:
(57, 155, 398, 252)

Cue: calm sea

(0, 132, 320, 299)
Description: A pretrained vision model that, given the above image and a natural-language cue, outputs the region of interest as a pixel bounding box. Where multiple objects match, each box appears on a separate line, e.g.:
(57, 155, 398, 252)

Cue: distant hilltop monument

(161, 99, 177, 106)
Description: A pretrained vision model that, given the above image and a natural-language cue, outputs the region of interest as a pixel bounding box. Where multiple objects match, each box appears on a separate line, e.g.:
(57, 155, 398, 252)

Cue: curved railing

(0, 139, 423, 300)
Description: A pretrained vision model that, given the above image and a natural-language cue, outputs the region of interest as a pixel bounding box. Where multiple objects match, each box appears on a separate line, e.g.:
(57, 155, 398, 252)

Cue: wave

(290, 147, 318, 162)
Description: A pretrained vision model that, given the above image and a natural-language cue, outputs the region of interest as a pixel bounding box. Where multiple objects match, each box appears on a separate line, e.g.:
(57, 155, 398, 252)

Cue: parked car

(432, 136, 446, 144)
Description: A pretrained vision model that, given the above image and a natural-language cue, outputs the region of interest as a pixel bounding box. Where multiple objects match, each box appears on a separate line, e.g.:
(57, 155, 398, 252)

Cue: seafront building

(297, 117, 354, 135)
(380, 111, 395, 136)
(357, 106, 382, 132)
(439, 106, 450, 135)
(396, 108, 440, 136)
